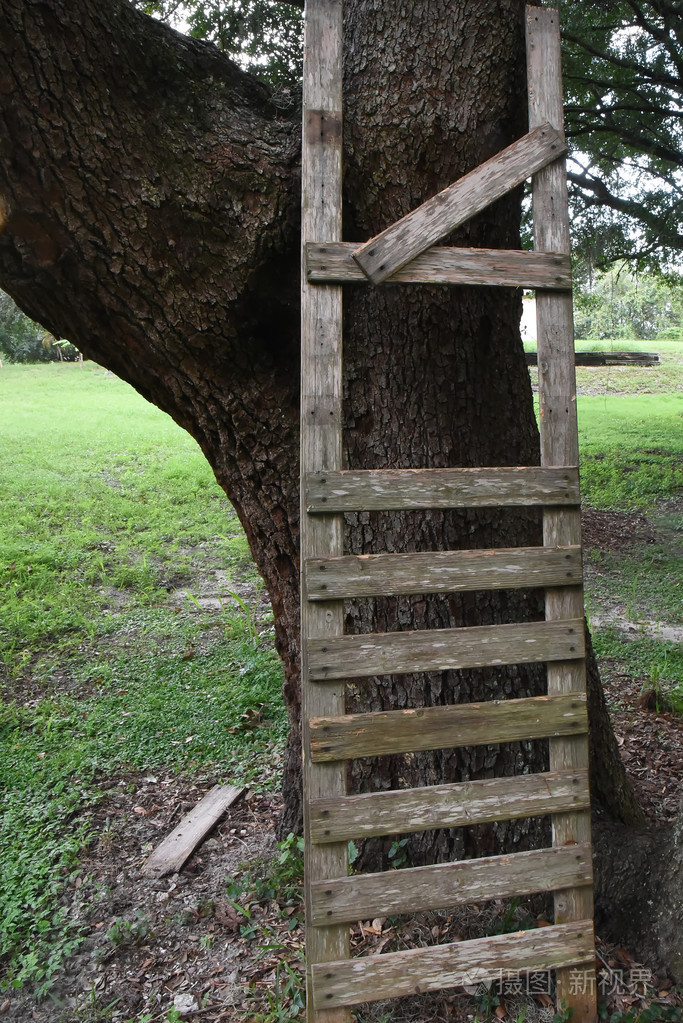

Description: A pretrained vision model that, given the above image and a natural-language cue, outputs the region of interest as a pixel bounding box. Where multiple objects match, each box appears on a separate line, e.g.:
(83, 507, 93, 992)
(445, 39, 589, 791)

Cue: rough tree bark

(0, 0, 640, 857)
(593, 802, 683, 982)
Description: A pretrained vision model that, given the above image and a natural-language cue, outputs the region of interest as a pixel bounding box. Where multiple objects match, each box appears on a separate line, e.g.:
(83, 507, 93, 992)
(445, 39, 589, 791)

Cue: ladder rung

(307, 617, 584, 681)
(306, 242, 572, 288)
(310, 692, 587, 762)
(305, 466, 580, 512)
(311, 843, 592, 925)
(305, 545, 582, 600)
(309, 769, 590, 843)
(311, 919, 595, 1009)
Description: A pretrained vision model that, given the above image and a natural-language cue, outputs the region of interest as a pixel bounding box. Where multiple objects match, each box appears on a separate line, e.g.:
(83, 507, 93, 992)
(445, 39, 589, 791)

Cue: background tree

(0, 292, 55, 363)
(561, 0, 683, 271)
(574, 262, 683, 338)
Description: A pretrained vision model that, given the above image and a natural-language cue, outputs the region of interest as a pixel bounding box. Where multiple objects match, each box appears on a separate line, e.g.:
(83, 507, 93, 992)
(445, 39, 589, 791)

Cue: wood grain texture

(305, 545, 582, 600)
(527, 8, 596, 1020)
(310, 692, 588, 762)
(305, 466, 580, 512)
(311, 920, 596, 1008)
(307, 242, 571, 288)
(526, 351, 661, 367)
(300, 2, 349, 1018)
(309, 769, 591, 843)
(142, 785, 243, 878)
(307, 617, 585, 681)
(352, 123, 566, 283)
(310, 843, 593, 924)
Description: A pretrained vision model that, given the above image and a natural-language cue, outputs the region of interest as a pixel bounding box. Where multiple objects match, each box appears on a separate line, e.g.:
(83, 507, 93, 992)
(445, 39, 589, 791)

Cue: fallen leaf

(214, 903, 242, 932)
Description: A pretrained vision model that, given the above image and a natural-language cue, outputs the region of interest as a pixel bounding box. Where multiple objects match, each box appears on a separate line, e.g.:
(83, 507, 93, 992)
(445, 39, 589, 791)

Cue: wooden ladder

(300, 5, 597, 1021)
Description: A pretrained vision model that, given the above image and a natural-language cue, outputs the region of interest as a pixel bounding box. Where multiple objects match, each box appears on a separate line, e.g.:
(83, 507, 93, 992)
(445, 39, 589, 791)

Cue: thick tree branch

(562, 29, 681, 89)
(568, 169, 683, 247)
(0, 0, 306, 728)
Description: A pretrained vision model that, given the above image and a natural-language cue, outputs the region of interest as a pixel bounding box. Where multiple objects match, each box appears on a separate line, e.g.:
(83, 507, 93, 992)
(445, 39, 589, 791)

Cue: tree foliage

(574, 263, 683, 338)
(0, 293, 79, 363)
(0, 293, 51, 363)
(134, 0, 303, 88)
(561, 0, 683, 271)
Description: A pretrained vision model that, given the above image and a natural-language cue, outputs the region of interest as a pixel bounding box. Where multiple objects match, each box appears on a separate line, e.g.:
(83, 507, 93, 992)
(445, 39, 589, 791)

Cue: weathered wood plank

(300, 1, 349, 1019)
(527, 8, 596, 1020)
(307, 617, 585, 682)
(526, 351, 660, 367)
(310, 692, 588, 762)
(352, 123, 567, 284)
(305, 466, 580, 512)
(311, 920, 595, 1009)
(311, 843, 593, 925)
(309, 769, 590, 843)
(141, 785, 244, 879)
(305, 545, 582, 600)
(307, 242, 572, 288)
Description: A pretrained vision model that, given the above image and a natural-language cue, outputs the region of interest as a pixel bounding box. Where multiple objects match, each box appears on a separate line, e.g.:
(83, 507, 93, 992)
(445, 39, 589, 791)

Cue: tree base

(593, 806, 683, 982)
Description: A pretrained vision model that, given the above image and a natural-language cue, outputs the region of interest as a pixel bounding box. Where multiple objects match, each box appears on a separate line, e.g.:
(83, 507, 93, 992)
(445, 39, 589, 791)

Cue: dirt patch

(2, 780, 288, 1022)
(582, 508, 656, 552)
(3, 728, 681, 1023)
(601, 668, 683, 825)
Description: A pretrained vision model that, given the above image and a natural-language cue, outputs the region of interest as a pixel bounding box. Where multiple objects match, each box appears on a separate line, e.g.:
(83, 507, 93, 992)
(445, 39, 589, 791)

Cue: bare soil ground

(2, 508, 681, 1023)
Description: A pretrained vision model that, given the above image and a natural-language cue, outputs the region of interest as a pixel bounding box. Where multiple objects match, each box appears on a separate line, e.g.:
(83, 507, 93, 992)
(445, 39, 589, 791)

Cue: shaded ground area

(582, 508, 656, 553)
(2, 506, 682, 1023)
(583, 504, 682, 824)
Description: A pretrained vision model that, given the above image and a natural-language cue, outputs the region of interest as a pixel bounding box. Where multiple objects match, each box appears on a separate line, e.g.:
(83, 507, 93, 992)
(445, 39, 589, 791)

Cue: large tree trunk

(593, 803, 683, 982)
(0, 0, 639, 853)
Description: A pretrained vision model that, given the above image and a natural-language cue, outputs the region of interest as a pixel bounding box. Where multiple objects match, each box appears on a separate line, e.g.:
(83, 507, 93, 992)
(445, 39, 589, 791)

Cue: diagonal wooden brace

(352, 122, 566, 284)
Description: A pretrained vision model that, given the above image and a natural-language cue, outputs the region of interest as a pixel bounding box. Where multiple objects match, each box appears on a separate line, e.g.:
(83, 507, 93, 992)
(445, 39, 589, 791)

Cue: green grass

(578, 394, 683, 509)
(591, 632, 683, 714)
(0, 363, 245, 658)
(0, 364, 285, 994)
(526, 341, 683, 509)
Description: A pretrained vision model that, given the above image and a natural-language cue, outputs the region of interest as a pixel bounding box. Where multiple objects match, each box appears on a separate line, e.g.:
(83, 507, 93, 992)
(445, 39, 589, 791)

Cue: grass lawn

(0, 364, 286, 994)
(0, 353, 681, 1003)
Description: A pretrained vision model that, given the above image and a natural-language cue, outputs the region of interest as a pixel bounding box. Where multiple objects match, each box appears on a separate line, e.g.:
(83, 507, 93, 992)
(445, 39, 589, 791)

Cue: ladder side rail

(300, 2, 349, 1021)
(527, 7, 596, 1022)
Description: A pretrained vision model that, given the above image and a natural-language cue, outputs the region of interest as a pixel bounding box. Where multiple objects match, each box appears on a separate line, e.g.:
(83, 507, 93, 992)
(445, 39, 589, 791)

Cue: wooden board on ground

(526, 351, 660, 367)
(142, 784, 244, 878)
